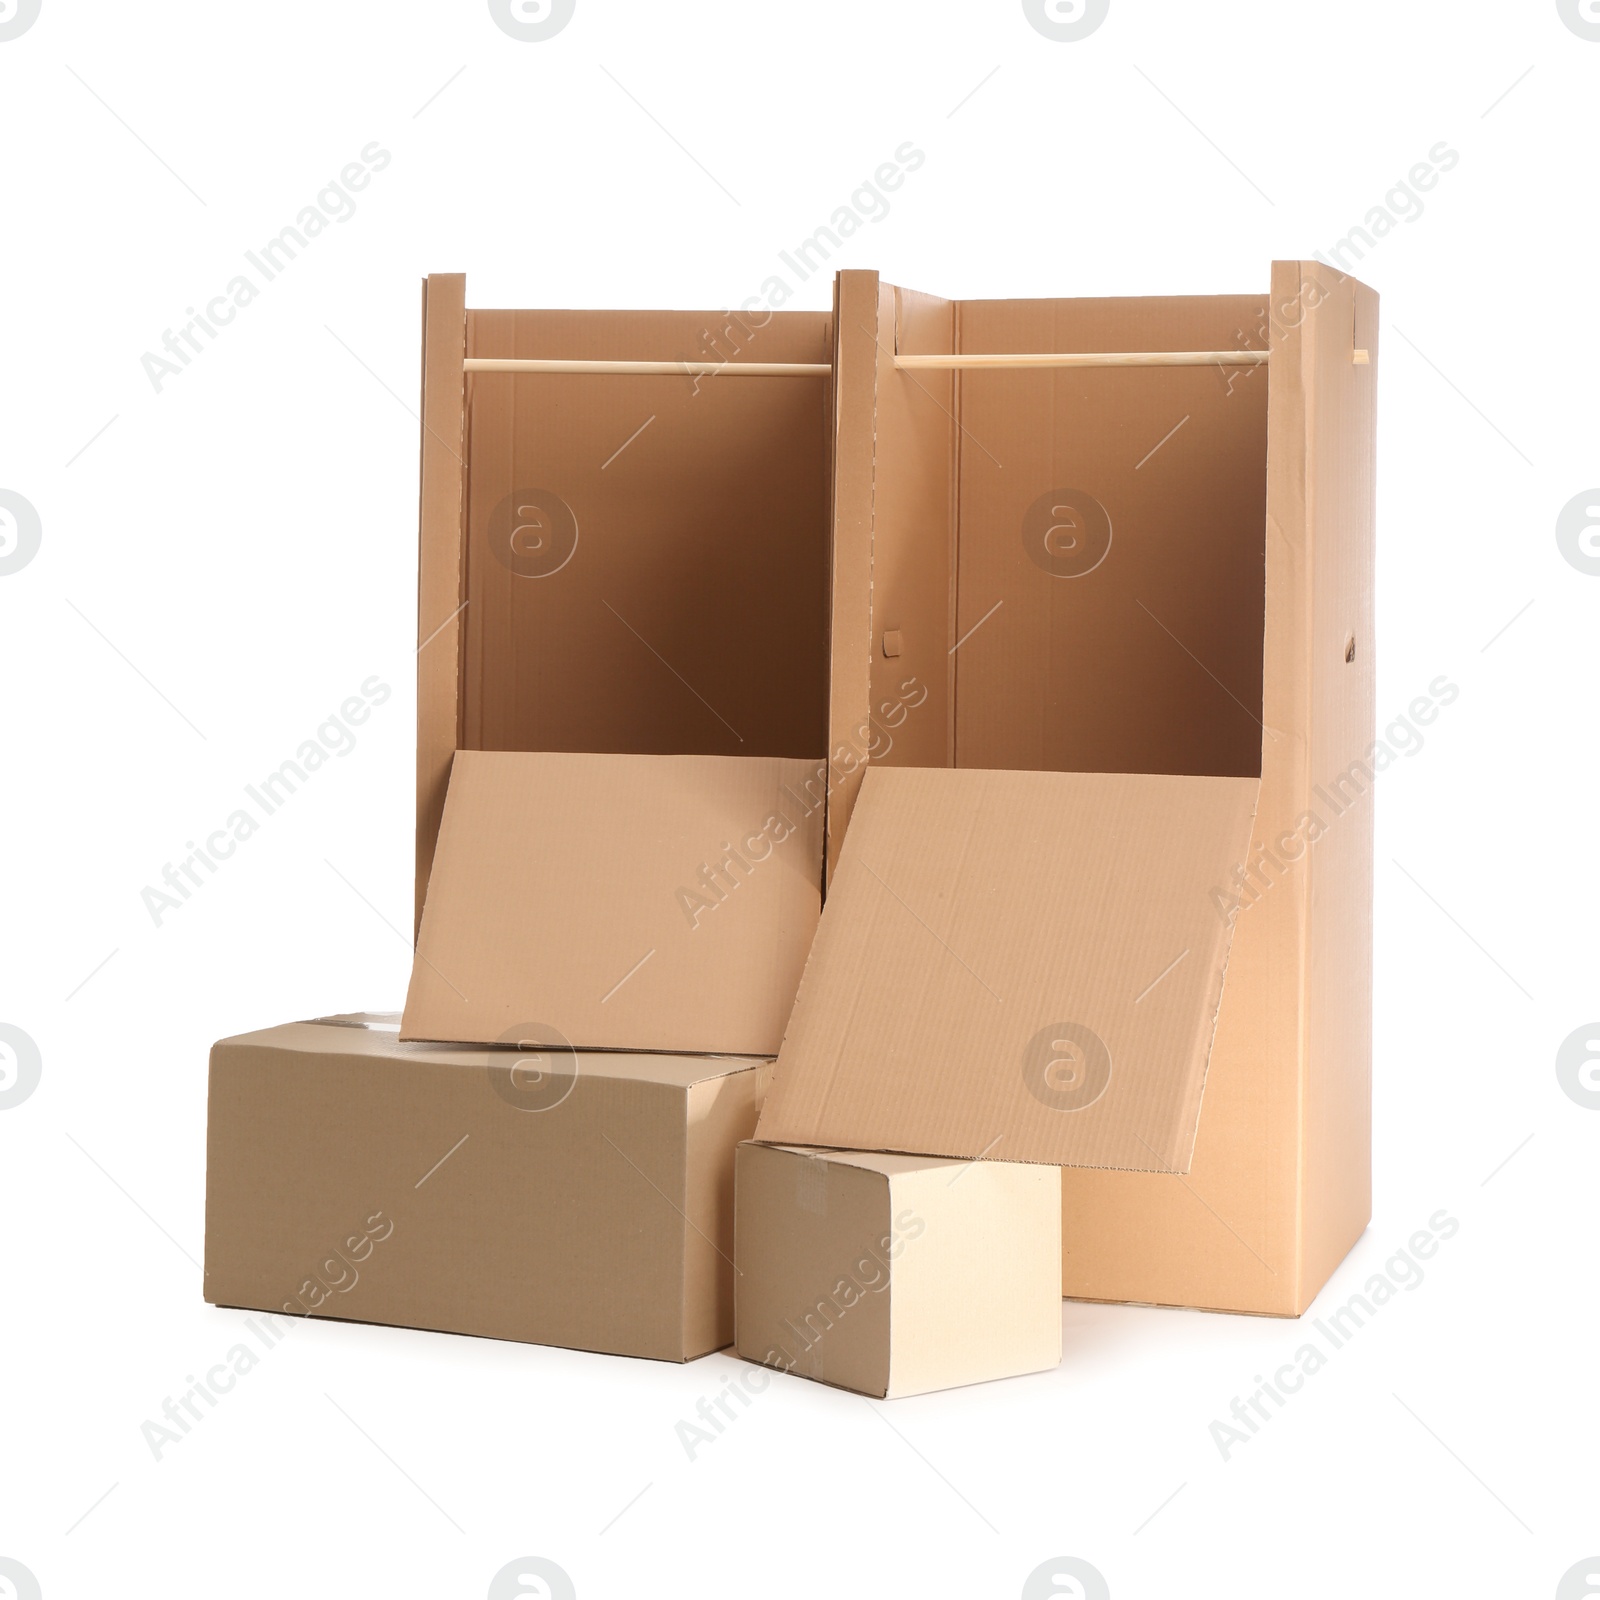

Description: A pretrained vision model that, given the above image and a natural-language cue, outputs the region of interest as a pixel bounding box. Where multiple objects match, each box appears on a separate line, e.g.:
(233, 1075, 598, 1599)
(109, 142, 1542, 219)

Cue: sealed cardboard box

(759, 263, 1377, 1317)
(205, 1016, 770, 1361)
(734, 1142, 1062, 1398)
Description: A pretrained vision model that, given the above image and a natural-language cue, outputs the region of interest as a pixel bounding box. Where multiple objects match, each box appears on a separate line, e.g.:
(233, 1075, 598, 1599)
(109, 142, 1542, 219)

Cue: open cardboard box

(406, 279, 839, 1055)
(409, 265, 1377, 1319)
(756, 264, 1378, 1317)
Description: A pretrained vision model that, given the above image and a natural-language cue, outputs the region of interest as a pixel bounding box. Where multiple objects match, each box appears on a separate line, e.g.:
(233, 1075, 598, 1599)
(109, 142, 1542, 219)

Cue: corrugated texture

(683, 1065, 773, 1357)
(734, 1142, 893, 1395)
(1297, 264, 1378, 1305)
(756, 765, 1259, 1169)
(1057, 263, 1376, 1315)
(734, 1143, 1061, 1398)
(415, 273, 468, 932)
(822, 271, 882, 883)
(204, 1022, 769, 1361)
(953, 294, 1269, 779)
(461, 308, 831, 762)
(870, 284, 956, 768)
(403, 750, 825, 1053)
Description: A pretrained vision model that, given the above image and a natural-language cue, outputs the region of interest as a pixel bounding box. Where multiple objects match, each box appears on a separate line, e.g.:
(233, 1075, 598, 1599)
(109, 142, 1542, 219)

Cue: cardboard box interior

(789, 266, 1377, 1315)
(417, 281, 837, 928)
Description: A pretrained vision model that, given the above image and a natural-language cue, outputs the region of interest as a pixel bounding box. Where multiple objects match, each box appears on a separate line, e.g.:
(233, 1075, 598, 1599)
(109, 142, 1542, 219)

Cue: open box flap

(755, 765, 1259, 1171)
(402, 750, 825, 1054)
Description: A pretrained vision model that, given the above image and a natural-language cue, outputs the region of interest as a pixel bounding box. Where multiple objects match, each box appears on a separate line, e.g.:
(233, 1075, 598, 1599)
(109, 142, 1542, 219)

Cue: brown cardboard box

(734, 1142, 1061, 1398)
(204, 1016, 770, 1361)
(402, 749, 825, 1054)
(408, 277, 837, 1055)
(414, 277, 835, 933)
(759, 264, 1377, 1318)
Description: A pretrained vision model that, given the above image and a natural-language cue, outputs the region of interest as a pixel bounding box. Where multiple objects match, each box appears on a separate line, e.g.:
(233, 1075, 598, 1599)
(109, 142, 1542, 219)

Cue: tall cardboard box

(414, 276, 835, 933)
(758, 263, 1377, 1318)
(408, 277, 837, 1056)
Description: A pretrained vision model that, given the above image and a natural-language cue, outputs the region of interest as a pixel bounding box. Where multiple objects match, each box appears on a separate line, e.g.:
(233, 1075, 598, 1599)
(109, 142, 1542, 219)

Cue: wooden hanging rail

(893, 350, 1273, 371)
(463, 358, 832, 376)
(464, 348, 1370, 375)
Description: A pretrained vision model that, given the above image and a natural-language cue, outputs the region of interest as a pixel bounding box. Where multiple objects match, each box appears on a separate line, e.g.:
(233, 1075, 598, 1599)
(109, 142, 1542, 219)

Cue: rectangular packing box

(204, 1016, 770, 1361)
(734, 1141, 1062, 1398)
(755, 263, 1378, 1317)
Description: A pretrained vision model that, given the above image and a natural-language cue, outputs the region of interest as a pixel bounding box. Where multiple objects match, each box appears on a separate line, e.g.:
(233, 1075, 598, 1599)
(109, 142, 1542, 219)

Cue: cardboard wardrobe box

(758, 263, 1378, 1318)
(406, 275, 838, 1055)
(734, 1142, 1062, 1398)
(204, 1015, 770, 1361)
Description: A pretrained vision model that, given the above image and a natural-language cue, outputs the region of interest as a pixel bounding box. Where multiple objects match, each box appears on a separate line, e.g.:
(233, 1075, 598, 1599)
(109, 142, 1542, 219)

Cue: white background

(2, 1, 1597, 1596)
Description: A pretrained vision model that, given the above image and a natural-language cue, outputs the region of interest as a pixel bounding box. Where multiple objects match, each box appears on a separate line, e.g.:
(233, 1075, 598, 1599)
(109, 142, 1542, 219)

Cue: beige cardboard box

(756, 263, 1378, 1318)
(413, 277, 835, 936)
(410, 267, 1377, 1320)
(204, 1016, 770, 1361)
(734, 1142, 1062, 1398)
(402, 749, 825, 1055)
(408, 278, 836, 1057)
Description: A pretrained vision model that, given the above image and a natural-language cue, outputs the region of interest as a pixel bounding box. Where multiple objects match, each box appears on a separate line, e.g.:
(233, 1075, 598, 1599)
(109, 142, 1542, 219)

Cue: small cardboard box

(759, 263, 1378, 1317)
(204, 1016, 770, 1361)
(734, 1142, 1062, 1398)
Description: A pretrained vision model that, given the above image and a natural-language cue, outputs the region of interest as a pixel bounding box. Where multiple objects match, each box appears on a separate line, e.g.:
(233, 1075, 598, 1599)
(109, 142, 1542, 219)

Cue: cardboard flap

(402, 751, 825, 1054)
(755, 766, 1259, 1171)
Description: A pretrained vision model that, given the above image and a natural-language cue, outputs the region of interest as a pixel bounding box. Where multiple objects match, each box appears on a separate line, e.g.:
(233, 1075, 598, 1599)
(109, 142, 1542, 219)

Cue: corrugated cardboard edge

(1174, 777, 1262, 1174)
(823, 270, 881, 885)
(415, 272, 468, 935)
(1292, 261, 1378, 1312)
(754, 767, 1258, 1172)
(682, 1063, 773, 1359)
